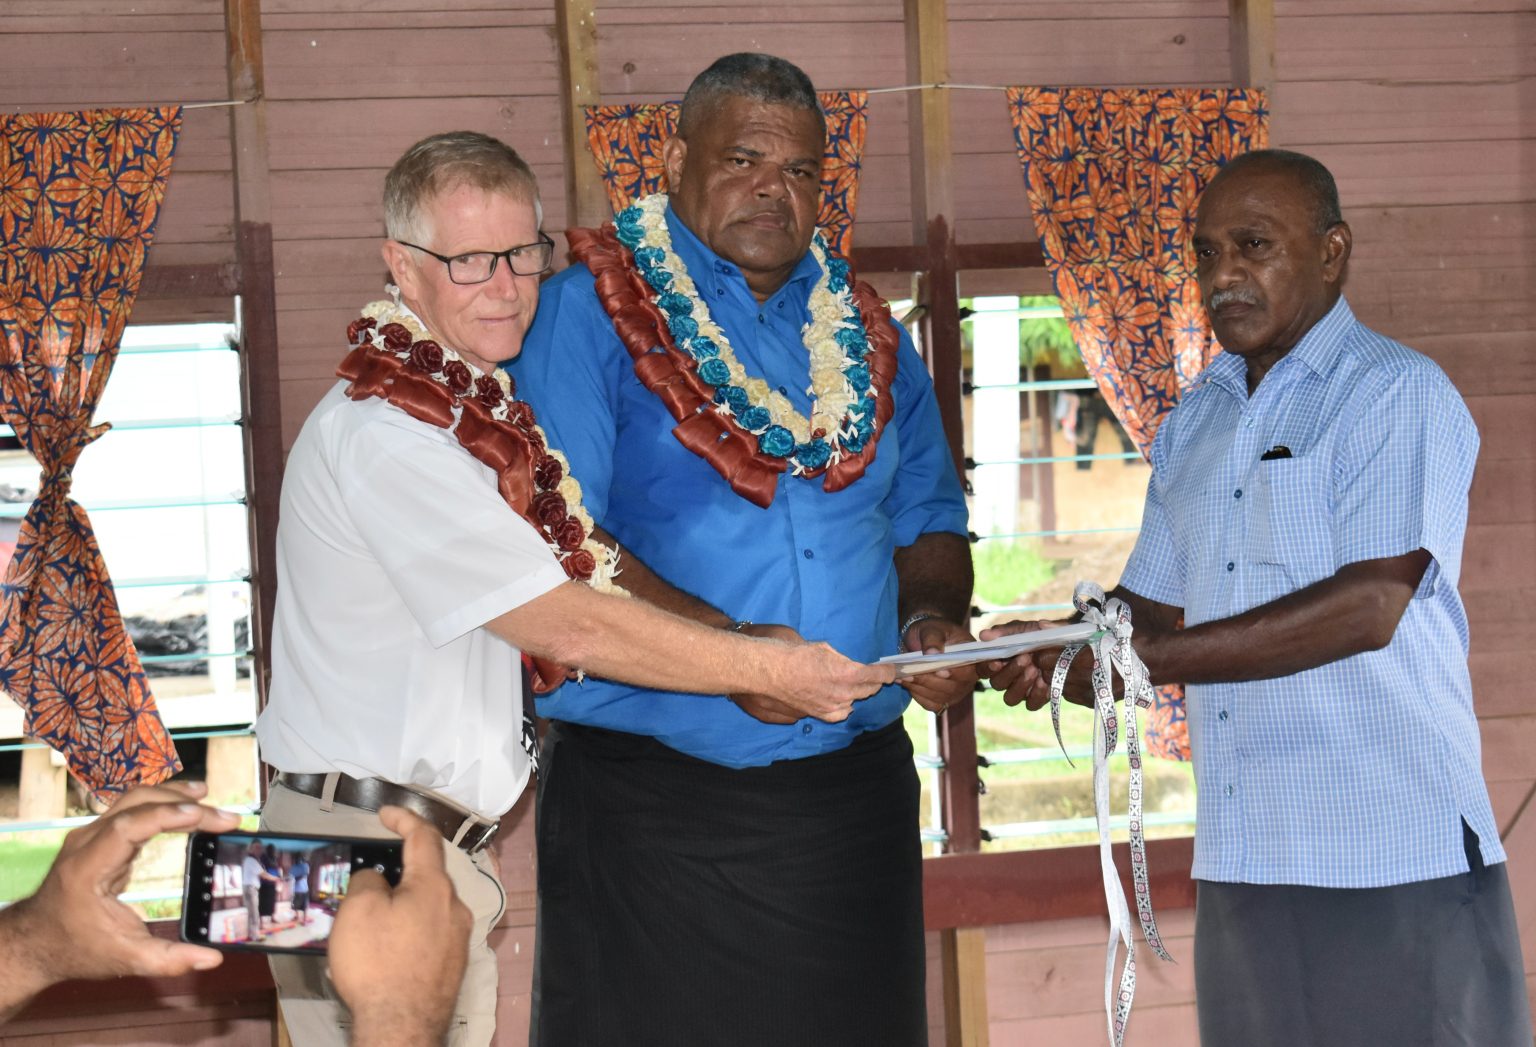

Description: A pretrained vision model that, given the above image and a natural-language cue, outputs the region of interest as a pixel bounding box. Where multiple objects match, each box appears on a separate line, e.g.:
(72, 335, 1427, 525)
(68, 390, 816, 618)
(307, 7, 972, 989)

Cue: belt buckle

(459, 819, 499, 854)
(460, 816, 497, 853)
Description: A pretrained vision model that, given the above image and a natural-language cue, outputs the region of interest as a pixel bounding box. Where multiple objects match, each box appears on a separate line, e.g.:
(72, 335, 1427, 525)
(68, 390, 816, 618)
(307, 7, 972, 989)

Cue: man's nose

(485, 256, 524, 298)
(1208, 246, 1246, 288)
(752, 166, 789, 200)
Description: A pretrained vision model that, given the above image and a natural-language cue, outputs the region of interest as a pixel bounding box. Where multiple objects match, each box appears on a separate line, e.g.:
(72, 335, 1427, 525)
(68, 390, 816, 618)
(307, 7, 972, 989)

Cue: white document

(879, 621, 1101, 677)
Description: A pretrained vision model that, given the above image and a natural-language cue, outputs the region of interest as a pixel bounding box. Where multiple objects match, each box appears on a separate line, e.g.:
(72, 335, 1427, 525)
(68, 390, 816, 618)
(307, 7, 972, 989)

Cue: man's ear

(381, 239, 420, 298)
(1321, 221, 1352, 286)
(662, 135, 687, 195)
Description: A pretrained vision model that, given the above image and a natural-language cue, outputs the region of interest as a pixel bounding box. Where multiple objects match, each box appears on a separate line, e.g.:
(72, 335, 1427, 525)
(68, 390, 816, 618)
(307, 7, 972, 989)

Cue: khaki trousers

(261, 781, 507, 1047)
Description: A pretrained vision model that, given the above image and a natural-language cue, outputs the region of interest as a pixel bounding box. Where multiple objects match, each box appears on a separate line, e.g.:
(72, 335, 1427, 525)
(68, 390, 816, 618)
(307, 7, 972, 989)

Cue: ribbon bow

(1048, 581, 1173, 1047)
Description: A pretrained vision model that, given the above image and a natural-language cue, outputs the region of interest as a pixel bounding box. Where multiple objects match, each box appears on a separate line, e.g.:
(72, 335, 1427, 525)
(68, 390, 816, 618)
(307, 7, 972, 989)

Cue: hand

(759, 638, 896, 722)
(900, 617, 980, 714)
(329, 806, 471, 1047)
(0, 781, 241, 1021)
(979, 619, 1093, 710)
(728, 623, 817, 725)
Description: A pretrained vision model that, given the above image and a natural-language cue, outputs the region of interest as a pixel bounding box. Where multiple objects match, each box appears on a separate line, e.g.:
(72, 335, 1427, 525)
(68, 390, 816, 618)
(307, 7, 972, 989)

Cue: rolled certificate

(878, 621, 1100, 676)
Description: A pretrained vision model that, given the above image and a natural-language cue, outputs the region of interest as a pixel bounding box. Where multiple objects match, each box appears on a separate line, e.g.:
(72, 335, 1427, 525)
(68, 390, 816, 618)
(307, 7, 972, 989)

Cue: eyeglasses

(397, 233, 556, 285)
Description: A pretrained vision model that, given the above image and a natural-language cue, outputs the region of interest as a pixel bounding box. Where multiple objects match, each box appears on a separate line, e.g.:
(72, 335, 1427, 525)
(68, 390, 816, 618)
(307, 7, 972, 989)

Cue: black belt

(274, 772, 500, 854)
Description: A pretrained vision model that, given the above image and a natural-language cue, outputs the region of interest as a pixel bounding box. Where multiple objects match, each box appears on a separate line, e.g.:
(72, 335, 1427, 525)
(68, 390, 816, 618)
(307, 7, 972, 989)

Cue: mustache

(1209, 288, 1260, 310)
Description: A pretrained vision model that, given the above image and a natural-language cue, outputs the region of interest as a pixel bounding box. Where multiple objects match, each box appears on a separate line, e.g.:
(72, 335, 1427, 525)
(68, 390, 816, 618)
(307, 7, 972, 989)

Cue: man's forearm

(491, 582, 783, 697)
(1135, 551, 1430, 687)
(591, 527, 733, 629)
(0, 900, 58, 1021)
(894, 531, 974, 626)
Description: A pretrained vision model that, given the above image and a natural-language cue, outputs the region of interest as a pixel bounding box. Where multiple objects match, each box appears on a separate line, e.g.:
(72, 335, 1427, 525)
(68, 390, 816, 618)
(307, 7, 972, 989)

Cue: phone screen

(180, 830, 403, 954)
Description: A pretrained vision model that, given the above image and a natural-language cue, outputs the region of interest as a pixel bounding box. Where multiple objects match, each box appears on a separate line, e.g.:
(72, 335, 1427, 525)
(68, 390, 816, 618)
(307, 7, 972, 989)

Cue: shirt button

(1225, 784, 1235, 796)
(778, 385, 788, 395)
(801, 723, 813, 735)
(1218, 710, 1229, 722)
(1226, 561, 1235, 572)
(803, 549, 814, 559)
(1233, 489, 1242, 499)
(757, 314, 766, 324)
(716, 287, 725, 297)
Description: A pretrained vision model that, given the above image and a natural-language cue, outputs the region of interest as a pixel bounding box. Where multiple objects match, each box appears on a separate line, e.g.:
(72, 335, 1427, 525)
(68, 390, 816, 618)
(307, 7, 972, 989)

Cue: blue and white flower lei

(614, 193, 878, 474)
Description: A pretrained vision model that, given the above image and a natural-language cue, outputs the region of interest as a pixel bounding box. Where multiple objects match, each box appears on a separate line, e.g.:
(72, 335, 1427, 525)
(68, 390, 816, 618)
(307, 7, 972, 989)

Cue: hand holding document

(879, 621, 1100, 677)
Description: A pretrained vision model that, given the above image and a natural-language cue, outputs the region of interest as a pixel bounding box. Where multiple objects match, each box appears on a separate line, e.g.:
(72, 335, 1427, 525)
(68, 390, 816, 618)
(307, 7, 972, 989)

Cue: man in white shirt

(255, 131, 892, 1046)
(239, 840, 267, 943)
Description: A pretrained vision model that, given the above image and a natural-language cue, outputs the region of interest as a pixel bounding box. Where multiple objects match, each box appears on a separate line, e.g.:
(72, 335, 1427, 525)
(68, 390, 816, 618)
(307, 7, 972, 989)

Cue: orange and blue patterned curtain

(583, 91, 867, 258)
(0, 108, 183, 799)
(1007, 86, 1268, 761)
(1007, 86, 1268, 452)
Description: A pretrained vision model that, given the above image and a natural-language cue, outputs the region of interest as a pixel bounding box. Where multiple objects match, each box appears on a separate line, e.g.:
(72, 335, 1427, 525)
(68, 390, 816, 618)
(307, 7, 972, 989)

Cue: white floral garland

(616, 193, 878, 474)
(360, 294, 624, 595)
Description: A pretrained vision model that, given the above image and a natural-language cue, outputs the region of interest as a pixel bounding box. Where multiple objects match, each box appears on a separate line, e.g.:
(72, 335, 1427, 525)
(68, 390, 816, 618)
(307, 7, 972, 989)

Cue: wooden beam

(1229, 0, 1276, 93)
(922, 837, 1198, 930)
(940, 927, 990, 1047)
(903, 3, 987, 1043)
(224, 0, 283, 722)
(10, 931, 273, 1023)
(903, 0, 980, 865)
(554, 0, 609, 229)
(224, 0, 269, 225)
(138, 262, 240, 300)
(852, 241, 1044, 275)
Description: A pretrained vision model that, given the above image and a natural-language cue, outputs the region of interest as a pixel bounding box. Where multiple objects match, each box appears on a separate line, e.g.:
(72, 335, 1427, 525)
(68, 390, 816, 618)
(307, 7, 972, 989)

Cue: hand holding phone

(329, 806, 474, 1045)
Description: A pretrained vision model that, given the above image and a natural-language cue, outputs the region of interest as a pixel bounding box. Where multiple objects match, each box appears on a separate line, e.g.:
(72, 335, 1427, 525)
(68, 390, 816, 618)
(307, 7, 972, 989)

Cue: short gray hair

(1212, 148, 1343, 234)
(383, 131, 541, 244)
(677, 53, 826, 142)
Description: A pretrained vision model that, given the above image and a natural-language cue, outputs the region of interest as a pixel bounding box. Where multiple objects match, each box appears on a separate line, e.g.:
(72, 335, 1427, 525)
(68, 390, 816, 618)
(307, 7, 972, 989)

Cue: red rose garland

(566, 223, 899, 509)
(335, 303, 622, 689)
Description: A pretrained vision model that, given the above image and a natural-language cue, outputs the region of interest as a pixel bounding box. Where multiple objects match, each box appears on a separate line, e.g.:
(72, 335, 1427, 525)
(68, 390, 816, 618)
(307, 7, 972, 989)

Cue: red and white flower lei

(339, 296, 623, 595)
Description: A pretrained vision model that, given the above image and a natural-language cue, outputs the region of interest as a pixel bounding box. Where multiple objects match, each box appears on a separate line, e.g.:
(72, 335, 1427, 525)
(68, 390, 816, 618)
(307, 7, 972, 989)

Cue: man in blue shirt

(514, 53, 972, 1047)
(984, 150, 1530, 1045)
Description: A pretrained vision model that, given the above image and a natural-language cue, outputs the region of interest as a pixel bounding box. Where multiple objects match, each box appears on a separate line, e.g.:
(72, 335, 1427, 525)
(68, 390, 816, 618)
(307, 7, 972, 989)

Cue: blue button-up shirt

(511, 207, 968, 768)
(1120, 298, 1503, 887)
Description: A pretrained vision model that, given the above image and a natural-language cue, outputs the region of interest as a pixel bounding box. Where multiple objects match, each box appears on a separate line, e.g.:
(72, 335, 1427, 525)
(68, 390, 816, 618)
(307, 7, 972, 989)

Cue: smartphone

(179, 830, 403, 954)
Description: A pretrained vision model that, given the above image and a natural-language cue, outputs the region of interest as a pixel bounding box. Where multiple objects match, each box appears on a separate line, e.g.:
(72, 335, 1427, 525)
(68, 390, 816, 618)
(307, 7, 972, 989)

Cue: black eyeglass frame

(397, 232, 557, 284)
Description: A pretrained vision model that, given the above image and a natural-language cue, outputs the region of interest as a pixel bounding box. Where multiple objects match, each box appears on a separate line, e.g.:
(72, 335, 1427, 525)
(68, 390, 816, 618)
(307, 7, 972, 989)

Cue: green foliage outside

(971, 539, 1057, 608)
(905, 691, 1196, 852)
(0, 833, 66, 904)
(1016, 294, 1082, 371)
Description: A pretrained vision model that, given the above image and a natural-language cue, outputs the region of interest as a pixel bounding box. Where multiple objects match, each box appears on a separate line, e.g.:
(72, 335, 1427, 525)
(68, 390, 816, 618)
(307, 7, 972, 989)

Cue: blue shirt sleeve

(1330, 363, 1476, 598)
(882, 321, 970, 547)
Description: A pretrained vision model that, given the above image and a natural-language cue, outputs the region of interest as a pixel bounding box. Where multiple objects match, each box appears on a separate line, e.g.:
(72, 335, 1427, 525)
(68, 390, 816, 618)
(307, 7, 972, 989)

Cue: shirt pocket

(1249, 455, 1334, 590)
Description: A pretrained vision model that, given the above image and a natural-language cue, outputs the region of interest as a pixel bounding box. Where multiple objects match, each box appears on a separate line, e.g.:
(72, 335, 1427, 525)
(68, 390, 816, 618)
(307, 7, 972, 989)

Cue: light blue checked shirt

(1121, 297, 1504, 887)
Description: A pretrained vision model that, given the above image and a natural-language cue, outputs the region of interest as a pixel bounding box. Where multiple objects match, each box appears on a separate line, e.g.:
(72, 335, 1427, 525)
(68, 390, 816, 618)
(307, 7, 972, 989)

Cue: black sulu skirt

(530, 717, 929, 1047)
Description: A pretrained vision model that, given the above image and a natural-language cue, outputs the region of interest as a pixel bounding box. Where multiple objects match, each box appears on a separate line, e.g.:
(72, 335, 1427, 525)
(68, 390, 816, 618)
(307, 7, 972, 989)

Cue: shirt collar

(1284, 295, 1355, 377)
(663, 201, 823, 306)
(1202, 295, 1357, 397)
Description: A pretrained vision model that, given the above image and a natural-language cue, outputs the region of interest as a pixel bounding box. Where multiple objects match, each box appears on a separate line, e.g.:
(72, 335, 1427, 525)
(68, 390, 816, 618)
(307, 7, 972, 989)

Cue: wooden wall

(2, 1, 1533, 1044)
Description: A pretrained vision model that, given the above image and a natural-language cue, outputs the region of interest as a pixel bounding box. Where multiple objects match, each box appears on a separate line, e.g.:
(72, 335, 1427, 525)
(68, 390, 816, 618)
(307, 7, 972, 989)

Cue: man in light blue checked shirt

(984, 150, 1530, 1046)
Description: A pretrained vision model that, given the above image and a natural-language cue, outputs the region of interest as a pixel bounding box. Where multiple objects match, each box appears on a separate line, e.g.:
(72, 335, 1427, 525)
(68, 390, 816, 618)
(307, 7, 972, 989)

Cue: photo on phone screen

(180, 830, 402, 954)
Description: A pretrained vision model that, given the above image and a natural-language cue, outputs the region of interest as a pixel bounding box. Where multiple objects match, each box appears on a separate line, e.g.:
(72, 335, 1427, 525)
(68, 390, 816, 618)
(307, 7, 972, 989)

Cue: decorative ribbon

(1048, 581, 1173, 1047)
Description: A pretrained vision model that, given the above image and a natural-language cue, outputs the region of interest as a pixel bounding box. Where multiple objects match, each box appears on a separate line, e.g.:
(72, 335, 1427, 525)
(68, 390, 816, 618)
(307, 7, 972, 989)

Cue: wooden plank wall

(1, 1, 1532, 1044)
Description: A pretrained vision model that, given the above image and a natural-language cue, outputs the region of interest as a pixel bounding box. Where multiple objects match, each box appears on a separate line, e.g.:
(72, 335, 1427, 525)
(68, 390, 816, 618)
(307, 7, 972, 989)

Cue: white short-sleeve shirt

(256, 381, 570, 817)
